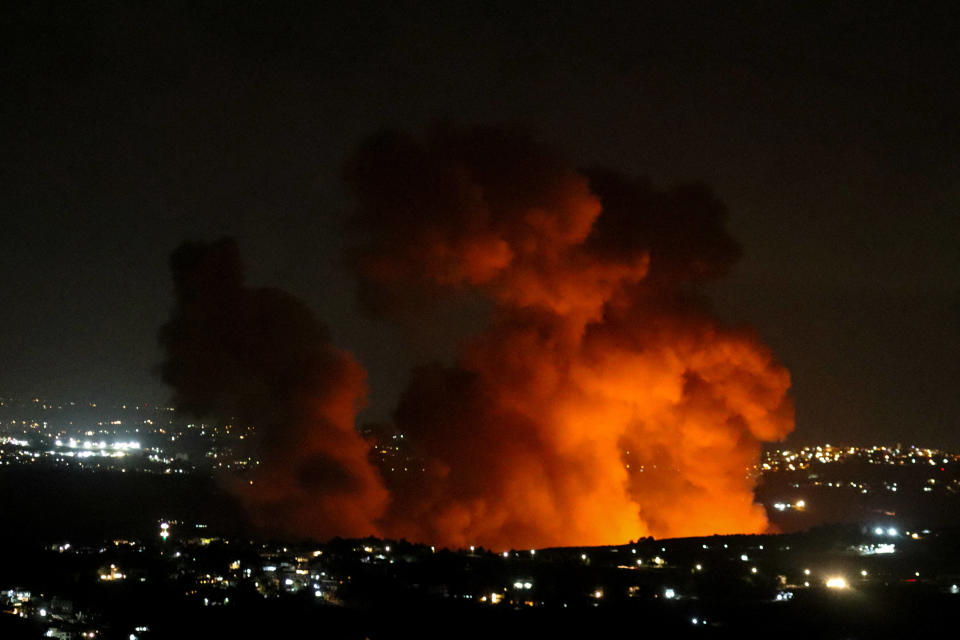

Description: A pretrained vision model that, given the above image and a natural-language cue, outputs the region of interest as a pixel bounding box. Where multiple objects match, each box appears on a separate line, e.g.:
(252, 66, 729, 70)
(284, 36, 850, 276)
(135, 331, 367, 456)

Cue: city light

(825, 577, 848, 589)
(99, 564, 126, 581)
(773, 499, 807, 512)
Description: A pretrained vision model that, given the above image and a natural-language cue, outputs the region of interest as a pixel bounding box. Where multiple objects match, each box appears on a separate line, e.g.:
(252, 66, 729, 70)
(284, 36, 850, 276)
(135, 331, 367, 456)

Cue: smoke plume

(159, 125, 792, 550)
(158, 238, 388, 538)
(345, 125, 793, 549)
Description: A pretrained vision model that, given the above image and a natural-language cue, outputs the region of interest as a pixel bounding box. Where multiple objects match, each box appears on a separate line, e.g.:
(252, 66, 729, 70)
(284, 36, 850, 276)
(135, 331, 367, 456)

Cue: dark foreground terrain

(3, 465, 960, 639)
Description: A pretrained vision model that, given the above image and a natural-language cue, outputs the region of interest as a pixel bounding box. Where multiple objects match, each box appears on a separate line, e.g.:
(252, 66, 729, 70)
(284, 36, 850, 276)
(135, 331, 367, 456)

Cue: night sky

(1, 2, 958, 448)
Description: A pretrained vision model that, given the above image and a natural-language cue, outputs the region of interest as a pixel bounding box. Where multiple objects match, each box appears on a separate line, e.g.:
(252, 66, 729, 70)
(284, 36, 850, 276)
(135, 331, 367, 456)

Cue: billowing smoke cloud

(158, 238, 388, 538)
(345, 124, 793, 549)
(158, 125, 792, 550)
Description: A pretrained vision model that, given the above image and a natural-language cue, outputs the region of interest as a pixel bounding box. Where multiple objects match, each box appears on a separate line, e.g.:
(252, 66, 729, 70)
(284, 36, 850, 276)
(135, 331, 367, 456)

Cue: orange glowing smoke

(159, 125, 793, 550)
(346, 125, 794, 549)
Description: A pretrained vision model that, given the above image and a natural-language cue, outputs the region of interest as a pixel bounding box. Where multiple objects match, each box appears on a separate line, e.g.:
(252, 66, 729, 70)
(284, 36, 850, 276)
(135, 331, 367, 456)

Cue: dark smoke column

(159, 238, 387, 539)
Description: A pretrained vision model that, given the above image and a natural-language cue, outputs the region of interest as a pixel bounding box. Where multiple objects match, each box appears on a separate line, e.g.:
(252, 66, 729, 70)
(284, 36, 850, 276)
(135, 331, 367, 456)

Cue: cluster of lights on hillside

(760, 444, 956, 473)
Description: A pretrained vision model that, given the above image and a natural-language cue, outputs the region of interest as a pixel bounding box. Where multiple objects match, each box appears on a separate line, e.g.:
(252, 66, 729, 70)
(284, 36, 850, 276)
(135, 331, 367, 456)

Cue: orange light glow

(349, 126, 794, 549)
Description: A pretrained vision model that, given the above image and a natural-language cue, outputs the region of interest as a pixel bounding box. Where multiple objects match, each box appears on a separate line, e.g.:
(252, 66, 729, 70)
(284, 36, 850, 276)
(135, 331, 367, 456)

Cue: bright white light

(825, 577, 848, 589)
(695, 564, 702, 571)
(887, 528, 897, 537)
(691, 618, 698, 625)
(795, 500, 805, 509)
(514, 582, 524, 589)
(740, 554, 749, 562)
(664, 588, 676, 599)
(861, 570, 868, 577)
(315, 590, 323, 597)
(39, 608, 46, 617)
(502, 551, 509, 558)
(523, 582, 532, 589)
(874, 527, 884, 535)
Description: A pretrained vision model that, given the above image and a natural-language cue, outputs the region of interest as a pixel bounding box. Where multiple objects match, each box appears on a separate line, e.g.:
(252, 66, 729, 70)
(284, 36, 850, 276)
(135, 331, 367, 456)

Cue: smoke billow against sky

(159, 239, 388, 538)
(161, 125, 793, 549)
